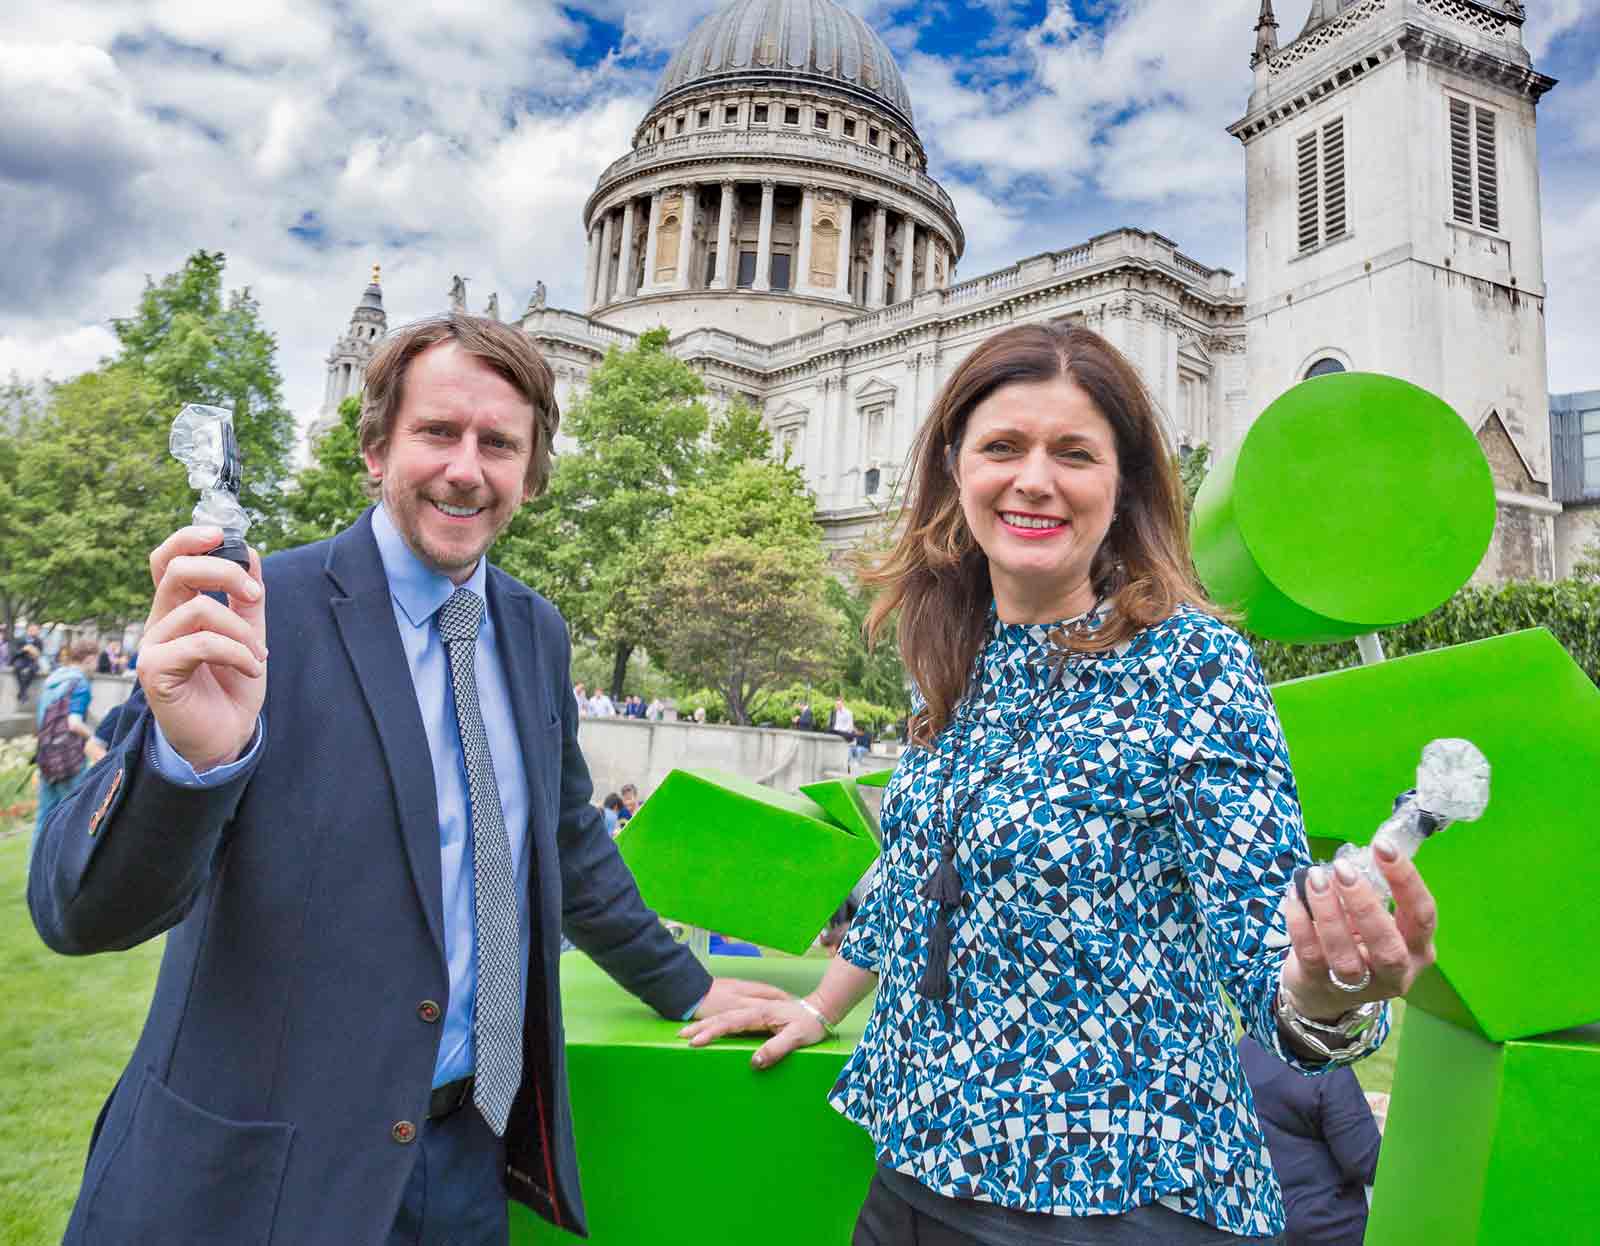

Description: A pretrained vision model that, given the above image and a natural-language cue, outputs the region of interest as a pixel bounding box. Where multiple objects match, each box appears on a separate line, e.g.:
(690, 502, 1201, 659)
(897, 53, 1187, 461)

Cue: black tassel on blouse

(916, 836, 964, 1001)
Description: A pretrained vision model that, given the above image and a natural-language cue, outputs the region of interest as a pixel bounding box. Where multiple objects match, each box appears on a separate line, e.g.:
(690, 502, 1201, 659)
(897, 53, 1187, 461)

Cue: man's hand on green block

(691, 977, 794, 1022)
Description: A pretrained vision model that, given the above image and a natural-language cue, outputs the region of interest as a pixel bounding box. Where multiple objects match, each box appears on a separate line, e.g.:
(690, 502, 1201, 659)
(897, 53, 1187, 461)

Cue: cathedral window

(1449, 97, 1499, 232)
(844, 117, 857, 138)
(1296, 116, 1348, 253)
(771, 253, 793, 291)
(675, 115, 686, 134)
(737, 251, 758, 287)
(725, 105, 738, 124)
(698, 109, 710, 128)
(754, 104, 769, 123)
(869, 126, 881, 147)
(1305, 357, 1346, 379)
(814, 110, 830, 130)
(785, 105, 801, 125)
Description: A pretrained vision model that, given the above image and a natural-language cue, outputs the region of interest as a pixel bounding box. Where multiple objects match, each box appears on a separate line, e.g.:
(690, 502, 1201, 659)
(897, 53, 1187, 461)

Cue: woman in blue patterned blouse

(683, 324, 1440, 1245)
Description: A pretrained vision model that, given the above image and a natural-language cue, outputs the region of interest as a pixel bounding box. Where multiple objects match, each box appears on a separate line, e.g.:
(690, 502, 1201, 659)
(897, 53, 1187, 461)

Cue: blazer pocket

(83, 1070, 295, 1246)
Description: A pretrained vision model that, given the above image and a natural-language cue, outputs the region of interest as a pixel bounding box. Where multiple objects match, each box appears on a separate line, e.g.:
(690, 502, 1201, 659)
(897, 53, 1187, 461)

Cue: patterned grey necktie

(436, 588, 523, 1136)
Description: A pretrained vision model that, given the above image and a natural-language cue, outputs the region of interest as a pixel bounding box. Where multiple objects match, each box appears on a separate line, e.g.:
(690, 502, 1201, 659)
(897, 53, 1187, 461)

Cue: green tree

(1178, 443, 1212, 518)
(825, 575, 911, 713)
(642, 541, 841, 725)
(9, 366, 179, 624)
(638, 458, 842, 723)
(112, 250, 297, 545)
(496, 328, 711, 698)
(0, 375, 47, 641)
(282, 397, 370, 547)
(6, 252, 297, 625)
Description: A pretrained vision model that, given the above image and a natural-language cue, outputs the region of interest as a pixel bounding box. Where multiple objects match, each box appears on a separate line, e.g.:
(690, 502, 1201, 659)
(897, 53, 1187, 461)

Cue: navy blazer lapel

(326, 512, 447, 959)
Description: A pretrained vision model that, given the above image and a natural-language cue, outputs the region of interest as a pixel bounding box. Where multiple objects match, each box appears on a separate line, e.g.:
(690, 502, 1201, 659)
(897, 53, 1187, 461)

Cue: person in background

(617, 784, 641, 826)
(32, 640, 100, 857)
(573, 681, 588, 713)
(12, 623, 44, 703)
(97, 639, 127, 675)
(88, 698, 131, 765)
(826, 695, 855, 743)
(588, 688, 616, 717)
(793, 701, 816, 731)
(600, 792, 625, 837)
(1238, 1036, 1380, 1246)
(646, 696, 665, 722)
(691, 706, 706, 724)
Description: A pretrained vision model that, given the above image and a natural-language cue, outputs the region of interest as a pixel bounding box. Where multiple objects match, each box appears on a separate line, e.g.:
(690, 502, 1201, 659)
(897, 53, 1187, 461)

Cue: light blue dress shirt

(152, 505, 533, 1090)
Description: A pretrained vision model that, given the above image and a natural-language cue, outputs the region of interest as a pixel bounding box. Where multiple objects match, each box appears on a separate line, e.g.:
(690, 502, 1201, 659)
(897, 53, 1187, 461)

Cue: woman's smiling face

(954, 376, 1121, 624)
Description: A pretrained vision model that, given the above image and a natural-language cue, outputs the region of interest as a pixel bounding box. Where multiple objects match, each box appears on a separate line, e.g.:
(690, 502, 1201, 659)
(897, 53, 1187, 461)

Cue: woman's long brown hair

(862, 323, 1217, 748)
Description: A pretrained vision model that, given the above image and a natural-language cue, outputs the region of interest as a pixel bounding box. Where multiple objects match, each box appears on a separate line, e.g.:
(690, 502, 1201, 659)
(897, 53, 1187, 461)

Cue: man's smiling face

(364, 340, 534, 585)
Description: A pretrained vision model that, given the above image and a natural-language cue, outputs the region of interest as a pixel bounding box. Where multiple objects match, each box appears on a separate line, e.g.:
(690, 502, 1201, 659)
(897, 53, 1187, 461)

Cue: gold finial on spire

(371, 263, 382, 287)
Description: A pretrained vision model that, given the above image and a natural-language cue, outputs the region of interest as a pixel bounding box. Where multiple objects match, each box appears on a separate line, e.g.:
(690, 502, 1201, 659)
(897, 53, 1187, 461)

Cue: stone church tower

(309, 266, 388, 444)
(1230, 0, 1558, 580)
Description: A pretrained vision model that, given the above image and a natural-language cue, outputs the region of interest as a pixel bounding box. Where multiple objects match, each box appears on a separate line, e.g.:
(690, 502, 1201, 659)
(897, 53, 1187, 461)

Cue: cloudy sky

(2, 0, 1596, 444)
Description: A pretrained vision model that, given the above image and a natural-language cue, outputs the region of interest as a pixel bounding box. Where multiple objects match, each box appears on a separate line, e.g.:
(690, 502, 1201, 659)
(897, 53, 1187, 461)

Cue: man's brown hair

(862, 322, 1217, 748)
(358, 313, 561, 499)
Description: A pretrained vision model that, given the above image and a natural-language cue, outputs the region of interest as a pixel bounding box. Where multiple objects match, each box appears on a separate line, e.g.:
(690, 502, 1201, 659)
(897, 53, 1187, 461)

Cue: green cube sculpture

(511, 954, 876, 1246)
(617, 769, 879, 954)
(1192, 373, 1495, 642)
(1269, 629, 1600, 1042)
(1363, 1009, 1600, 1246)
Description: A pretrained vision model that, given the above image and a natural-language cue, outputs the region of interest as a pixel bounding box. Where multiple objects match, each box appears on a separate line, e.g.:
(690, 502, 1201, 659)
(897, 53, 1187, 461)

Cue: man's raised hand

(137, 526, 267, 773)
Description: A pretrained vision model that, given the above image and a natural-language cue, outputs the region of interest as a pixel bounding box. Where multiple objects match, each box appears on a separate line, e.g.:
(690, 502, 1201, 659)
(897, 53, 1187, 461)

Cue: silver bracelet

(795, 996, 837, 1040)
(1275, 980, 1383, 1064)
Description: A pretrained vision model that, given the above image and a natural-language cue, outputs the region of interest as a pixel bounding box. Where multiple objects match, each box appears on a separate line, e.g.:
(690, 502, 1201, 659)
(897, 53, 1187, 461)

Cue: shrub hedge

(1246, 578, 1600, 687)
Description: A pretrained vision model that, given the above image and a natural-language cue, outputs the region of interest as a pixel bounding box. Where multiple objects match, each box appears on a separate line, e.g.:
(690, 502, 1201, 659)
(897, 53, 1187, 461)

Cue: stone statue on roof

(448, 274, 467, 313)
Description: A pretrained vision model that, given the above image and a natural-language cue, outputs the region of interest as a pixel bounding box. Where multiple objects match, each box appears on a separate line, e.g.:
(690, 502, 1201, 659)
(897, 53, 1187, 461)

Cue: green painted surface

(617, 769, 880, 954)
(799, 777, 881, 844)
(512, 954, 876, 1245)
(856, 769, 894, 788)
(1270, 630, 1600, 1042)
(1365, 1010, 1600, 1245)
(1193, 373, 1495, 641)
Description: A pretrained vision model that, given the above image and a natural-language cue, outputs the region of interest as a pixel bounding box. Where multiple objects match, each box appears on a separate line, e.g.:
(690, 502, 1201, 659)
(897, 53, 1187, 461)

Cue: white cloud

(1, 0, 1596, 447)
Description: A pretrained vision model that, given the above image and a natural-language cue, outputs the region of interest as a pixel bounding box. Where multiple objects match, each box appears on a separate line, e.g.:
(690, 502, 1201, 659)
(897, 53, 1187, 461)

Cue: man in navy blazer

(29, 314, 783, 1245)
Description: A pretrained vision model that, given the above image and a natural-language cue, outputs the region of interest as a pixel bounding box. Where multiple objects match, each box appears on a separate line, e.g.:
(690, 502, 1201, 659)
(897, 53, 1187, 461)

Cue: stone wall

(577, 717, 851, 801)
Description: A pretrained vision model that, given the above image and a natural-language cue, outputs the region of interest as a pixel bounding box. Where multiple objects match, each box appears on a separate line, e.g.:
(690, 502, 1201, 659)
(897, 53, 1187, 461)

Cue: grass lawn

(0, 815, 1404, 1243)
(0, 823, 162, 1246)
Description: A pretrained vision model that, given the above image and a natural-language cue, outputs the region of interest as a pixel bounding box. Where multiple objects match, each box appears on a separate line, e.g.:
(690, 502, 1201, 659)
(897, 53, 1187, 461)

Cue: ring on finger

(1328, 963, 1373, 993)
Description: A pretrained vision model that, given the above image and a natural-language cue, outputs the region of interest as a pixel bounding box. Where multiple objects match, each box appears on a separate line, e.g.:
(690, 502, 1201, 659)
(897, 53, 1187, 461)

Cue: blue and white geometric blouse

(829, 603, 1390, 1239)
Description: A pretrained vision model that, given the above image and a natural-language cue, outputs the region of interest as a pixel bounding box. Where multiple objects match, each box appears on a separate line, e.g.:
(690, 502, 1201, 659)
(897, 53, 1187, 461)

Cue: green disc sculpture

(1194, 372, 1600, 1244)
(1192, 372, 1496, 641)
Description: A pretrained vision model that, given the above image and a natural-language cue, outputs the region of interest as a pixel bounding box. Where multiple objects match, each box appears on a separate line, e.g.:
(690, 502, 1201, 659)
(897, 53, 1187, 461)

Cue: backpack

(36, 688, 87, 784)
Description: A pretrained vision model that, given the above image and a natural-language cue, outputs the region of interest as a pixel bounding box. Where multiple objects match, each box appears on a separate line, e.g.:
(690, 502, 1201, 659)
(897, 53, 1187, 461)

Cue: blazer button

(392, 1121, 417, 1145)
(418, 1000, 441, 1024)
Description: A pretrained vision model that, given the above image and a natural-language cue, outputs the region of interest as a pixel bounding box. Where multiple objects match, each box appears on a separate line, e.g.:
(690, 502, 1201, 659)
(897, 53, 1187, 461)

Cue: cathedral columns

(596, 211, 617, 307)
(676, 186, 700, 291)
(868, 204, 889, 308)
(796, 184, 817, 295)
(617, 199, 639, 300)
(835, 195, 855, 299)
(711, 181, 735, 290)
(642, 190, 664, 294)
(922, 230, 936, 295)
(754, 179, 776, 293)
(898, 215, 916, 301)
(584, 225, 602, 310)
